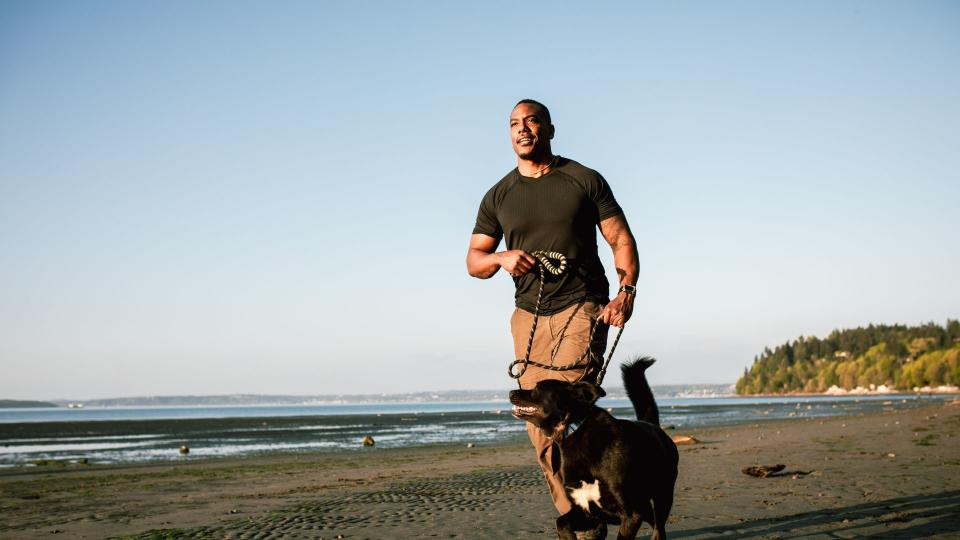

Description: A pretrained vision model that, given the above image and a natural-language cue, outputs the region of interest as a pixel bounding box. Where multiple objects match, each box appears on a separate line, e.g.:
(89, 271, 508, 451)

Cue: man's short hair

(515, 99, 552, 126)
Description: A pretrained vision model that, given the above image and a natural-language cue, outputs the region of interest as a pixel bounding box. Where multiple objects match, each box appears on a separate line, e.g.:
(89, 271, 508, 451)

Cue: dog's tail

(621, 356, 659, 425)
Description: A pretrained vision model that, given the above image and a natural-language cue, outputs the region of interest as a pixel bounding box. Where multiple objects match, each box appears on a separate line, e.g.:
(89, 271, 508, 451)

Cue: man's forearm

(467, 249, 502, 279)
(599, 215, 639, 290)
(611, 238, 639, 288)
(601, 233, 639, 326)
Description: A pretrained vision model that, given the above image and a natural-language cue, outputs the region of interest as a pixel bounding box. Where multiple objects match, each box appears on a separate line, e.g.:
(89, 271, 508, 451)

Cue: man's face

(510, 103, 553, 159)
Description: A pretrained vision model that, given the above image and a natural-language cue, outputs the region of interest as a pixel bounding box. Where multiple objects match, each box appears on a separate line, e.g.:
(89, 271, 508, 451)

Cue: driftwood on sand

(742, 464, 813, 478)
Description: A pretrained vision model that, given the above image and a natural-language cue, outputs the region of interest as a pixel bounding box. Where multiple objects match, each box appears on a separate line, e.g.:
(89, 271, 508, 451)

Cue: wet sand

(1, 401, 958, 539)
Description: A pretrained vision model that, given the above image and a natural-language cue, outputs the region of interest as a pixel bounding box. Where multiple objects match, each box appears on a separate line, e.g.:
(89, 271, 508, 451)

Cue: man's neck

(517, 153, 557, 178)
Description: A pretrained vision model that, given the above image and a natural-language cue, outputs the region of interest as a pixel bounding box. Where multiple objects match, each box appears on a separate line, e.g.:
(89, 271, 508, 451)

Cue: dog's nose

(509, 390, 522, 404)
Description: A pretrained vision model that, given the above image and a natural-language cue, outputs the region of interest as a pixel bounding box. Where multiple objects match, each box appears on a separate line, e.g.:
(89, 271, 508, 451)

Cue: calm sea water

(0, 394, 952, 467)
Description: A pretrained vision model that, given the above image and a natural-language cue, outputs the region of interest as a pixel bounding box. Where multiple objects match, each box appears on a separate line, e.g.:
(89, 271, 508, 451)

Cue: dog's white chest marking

(568, 479, 602, 511)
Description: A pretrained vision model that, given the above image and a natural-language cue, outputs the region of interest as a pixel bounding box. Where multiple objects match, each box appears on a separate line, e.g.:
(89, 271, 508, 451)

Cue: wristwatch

(619, 284, 637, 296)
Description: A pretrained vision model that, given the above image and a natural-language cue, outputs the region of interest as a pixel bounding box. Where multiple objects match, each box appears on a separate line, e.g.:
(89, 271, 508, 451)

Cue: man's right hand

(499, 250, 537, 277)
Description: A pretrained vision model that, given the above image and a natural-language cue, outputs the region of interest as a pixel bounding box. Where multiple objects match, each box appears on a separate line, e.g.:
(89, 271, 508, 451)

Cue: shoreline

(4, 393, 957, 469)
(737, 388, 960, 398)
(2, 401, 959, 538)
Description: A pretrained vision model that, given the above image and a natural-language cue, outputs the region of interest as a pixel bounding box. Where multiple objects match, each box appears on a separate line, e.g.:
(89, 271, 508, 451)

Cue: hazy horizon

(2, 2, 958, 400)
(6, 381, 739, 404)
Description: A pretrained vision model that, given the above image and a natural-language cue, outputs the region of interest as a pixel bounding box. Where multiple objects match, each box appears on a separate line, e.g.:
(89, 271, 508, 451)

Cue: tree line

(735, 320, 960, 394)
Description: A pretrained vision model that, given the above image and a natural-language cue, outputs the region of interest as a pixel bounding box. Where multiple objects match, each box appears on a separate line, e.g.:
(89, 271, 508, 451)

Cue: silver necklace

(529, 156, 558, 178)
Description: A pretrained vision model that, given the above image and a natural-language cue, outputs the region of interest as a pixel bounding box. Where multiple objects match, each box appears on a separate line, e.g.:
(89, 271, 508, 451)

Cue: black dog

(510, 358, 678, 540)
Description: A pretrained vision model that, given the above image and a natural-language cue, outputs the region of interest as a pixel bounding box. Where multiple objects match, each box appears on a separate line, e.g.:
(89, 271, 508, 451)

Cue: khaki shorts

(510, 299, 610, 514)
(510, 300, 609, 390)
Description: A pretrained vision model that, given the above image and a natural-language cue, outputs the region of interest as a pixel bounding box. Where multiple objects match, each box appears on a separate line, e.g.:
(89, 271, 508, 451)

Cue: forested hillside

(736, 321, 960, 394)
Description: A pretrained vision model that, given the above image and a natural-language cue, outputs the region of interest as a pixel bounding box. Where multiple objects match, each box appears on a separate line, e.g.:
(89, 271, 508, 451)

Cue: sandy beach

(2, 401, 958, 539)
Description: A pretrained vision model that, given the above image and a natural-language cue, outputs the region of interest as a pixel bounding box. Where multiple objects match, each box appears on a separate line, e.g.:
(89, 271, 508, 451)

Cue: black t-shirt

(473, 157, 624, 314)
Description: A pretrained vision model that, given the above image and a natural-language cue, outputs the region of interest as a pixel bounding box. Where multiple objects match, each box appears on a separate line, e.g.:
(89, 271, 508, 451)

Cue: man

(466, 99, 639, 535)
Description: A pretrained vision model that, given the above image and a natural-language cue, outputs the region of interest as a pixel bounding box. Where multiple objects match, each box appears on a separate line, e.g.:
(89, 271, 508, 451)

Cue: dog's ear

(570, 382, 605, 404)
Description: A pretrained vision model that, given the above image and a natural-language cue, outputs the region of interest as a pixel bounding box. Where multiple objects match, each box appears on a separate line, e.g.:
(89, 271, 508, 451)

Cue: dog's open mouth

(511, 404, 542, 418)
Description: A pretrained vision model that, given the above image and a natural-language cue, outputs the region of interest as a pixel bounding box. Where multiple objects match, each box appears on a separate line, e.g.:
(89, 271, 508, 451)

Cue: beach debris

(661, 424, 675, 430)
(743, 464, 784, 477)
(888, 453, 896, 458)
(466, 443, 475, 448)
(362, 435, 375, 447)
(742, 464, 813, 478)
(879, 512, 912, 524)
(32, 459, 67, 467)
(179, 445, 189, 455)
(671, 435, 700, 445)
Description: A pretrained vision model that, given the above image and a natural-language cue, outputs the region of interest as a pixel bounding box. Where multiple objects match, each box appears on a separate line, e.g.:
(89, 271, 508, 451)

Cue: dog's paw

(573, 523, 608, 540)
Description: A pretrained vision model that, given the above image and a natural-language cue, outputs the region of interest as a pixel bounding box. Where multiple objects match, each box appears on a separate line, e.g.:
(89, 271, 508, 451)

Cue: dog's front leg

(555, 515, 577, 540)
(616, 512, 643, 540)
(555, 508, 588, 540)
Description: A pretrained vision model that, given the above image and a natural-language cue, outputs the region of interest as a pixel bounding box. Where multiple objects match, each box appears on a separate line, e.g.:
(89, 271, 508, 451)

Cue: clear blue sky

(1, 1, 958, 400)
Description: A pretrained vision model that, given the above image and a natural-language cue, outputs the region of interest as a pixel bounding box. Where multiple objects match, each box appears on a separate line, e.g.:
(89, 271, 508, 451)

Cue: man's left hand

(600, 293, 634, 328)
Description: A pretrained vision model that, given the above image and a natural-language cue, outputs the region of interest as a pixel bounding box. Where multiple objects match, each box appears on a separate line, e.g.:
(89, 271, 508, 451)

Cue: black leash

(507, 251, 625, 387)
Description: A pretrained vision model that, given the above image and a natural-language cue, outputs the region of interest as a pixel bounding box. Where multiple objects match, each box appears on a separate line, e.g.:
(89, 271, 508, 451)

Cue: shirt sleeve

(472, 186, 503, 240)
(589, 172, 623, 221)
